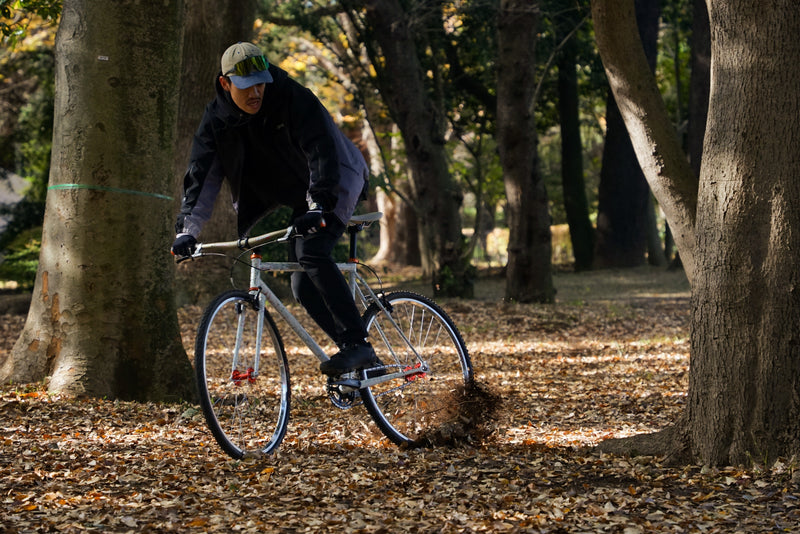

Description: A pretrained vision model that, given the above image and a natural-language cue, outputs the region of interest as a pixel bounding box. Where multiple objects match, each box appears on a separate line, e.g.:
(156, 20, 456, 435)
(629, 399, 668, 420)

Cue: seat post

(348, 224, 361, 262)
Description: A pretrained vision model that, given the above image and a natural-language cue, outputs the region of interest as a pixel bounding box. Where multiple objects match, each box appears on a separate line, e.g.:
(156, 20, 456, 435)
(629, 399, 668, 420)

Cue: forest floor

(2, 266, 799, 532)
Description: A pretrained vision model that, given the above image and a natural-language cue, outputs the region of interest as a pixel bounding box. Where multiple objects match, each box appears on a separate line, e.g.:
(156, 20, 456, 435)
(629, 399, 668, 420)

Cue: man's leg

(290, 219, 374, 374)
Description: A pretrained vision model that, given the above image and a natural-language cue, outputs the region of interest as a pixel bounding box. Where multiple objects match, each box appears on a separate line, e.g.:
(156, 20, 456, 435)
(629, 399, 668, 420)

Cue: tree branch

(591, 0, 698, 284)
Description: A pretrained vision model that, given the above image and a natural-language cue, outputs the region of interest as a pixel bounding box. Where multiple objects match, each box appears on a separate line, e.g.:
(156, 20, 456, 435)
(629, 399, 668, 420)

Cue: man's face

(220, 76, 264, 115)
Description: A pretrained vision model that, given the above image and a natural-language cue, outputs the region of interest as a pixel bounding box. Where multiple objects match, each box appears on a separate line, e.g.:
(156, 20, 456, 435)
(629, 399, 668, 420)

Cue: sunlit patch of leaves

(2, 290, 800, 532)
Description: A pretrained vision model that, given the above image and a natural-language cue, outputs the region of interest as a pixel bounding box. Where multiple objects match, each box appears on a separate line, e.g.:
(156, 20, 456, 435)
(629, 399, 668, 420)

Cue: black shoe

(320, 342, 377, 376)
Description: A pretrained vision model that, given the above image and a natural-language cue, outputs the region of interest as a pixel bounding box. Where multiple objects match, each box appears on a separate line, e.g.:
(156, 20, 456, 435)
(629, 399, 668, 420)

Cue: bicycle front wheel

(195, 290, 290, 459)
(360, 291, 472, 446)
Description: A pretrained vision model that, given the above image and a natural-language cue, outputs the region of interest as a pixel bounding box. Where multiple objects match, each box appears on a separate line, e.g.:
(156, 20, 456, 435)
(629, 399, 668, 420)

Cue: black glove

(171, 234, 197, 257)
(294, 209, 325, 237)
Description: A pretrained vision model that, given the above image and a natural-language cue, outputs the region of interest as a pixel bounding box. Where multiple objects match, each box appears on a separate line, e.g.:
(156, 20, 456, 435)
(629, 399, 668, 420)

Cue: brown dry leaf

(1, 271, 799, 532)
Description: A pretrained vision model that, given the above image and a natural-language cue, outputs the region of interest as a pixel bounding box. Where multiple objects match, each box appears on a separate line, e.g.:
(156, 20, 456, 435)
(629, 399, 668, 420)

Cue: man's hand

(294, 209, 325, 237)
(171, 234, 197, 257)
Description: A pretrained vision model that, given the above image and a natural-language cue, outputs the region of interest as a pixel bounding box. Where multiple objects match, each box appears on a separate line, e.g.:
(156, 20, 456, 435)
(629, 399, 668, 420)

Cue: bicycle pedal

(330, 378, 361, 389)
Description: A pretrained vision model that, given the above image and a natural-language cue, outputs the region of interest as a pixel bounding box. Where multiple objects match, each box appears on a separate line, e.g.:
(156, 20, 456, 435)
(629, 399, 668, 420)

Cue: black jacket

(175, 65, 369, 237)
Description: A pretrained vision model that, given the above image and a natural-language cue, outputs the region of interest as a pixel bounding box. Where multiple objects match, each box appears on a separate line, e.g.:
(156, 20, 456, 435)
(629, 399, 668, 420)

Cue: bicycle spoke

(360, 292, 472, 446)
(195, 291, 290, 459)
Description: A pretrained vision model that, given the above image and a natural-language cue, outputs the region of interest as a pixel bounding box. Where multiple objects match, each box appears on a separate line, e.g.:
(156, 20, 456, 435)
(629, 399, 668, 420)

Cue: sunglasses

(229, 55, 269, 77)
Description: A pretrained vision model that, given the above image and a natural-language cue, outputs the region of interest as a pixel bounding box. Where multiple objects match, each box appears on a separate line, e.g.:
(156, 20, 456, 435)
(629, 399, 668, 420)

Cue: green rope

(48, 183, 173, 201)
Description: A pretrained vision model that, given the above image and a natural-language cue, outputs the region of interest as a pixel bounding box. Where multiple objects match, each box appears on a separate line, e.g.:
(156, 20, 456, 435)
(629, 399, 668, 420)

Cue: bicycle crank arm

(332, 365, 429, 390)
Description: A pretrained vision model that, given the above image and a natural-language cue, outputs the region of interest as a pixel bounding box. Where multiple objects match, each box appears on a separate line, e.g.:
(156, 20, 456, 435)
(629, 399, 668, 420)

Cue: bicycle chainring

(326, 374, 362, 409)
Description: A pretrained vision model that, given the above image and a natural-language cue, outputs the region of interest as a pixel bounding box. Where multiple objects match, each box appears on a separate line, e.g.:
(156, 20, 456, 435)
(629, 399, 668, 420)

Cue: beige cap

(221, 42, 273, 89)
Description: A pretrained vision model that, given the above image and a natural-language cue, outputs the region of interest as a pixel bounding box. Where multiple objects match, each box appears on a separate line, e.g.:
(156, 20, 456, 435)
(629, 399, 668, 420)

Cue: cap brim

(229, 69, 273, 89)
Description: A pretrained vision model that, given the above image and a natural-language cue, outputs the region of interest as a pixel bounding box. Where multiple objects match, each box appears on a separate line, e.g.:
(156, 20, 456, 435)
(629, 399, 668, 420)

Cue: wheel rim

(362, 295, 470, 444)
(197, 294, 290, 458)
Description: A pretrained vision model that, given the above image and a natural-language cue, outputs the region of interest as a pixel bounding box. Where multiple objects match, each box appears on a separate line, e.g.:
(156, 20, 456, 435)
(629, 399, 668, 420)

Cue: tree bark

(1, 0, 193, 401)
(593, 0, 800, 465)
(363, 0, 472, 297)
(496, 0, 554, 303)
(688, 0, 800, 465)
(172, 1, 256, 306)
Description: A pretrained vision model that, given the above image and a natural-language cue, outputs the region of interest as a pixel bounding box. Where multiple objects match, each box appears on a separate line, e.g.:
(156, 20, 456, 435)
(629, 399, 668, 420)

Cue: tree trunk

(174, 0, 255, 216)
(687, 0, 710, 178)
(1, 0, 193, 401)
(557, 31, 594, 272)
(497, 0, 554, 303)
(592, 0, 800, 465)
(368, 125, 421, 266)
(688, 0, 800, 465)
(646, 195, 667, 266)
(594, 0, 660, 269)
(363, 0, 472, 297)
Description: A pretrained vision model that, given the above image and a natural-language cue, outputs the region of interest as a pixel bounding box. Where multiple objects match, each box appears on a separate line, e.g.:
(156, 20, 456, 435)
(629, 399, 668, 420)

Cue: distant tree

(554, 2, 594, 271)
(1, 0, 193, 400)
(686, 0, 709, 178)
(497, 0, 554, 302)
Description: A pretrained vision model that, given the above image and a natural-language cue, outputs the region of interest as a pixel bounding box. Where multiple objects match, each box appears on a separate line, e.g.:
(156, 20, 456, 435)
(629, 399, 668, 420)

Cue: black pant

(289, 216, 368, 346)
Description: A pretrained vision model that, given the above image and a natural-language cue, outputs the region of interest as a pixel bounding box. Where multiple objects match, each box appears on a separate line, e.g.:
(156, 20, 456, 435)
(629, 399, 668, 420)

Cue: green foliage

(14, 47, 54, 201)
(0, 0, 61, 45)
(657, 0, 693, 134)
(0, 199, 45, 250)
(0, 225, 40, 289)
(433, 260, 477, 299)
(0, 24, 54, 279)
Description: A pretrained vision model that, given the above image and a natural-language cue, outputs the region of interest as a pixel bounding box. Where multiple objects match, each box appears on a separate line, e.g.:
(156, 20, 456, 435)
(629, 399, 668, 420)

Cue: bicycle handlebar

(174, 211, 383, 262)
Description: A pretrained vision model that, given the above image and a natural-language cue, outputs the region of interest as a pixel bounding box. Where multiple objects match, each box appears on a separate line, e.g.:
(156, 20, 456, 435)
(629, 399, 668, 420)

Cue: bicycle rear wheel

(360, 291, 472, 446)
(195, 290, 290, 459)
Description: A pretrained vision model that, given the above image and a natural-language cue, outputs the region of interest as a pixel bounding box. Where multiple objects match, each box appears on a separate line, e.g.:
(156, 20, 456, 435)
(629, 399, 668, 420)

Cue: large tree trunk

(1, 0, 193, 401)
(497, 0, 554, 303)
(363, 0, 472, 298)
(592, 0, 800, 465)
(594, 0, 660, 269)
(688, 0, 800, 465)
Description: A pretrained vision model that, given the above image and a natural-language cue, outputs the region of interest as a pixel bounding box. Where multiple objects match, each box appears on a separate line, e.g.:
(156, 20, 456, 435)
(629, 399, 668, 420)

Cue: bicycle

(177, 212, 473, 459)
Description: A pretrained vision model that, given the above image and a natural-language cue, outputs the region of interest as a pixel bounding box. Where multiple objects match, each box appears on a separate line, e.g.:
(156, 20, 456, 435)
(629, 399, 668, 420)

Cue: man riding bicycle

(171, 41, 376, 376)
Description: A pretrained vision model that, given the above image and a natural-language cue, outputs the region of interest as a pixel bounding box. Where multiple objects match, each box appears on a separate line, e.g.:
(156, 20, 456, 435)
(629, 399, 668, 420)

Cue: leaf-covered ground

(2, 268, 799, 533)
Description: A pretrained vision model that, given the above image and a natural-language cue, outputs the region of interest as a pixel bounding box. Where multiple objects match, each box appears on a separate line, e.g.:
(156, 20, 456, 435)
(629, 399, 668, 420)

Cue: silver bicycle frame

(250, 258, 427, 389)
(194, 212, 425, 384)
